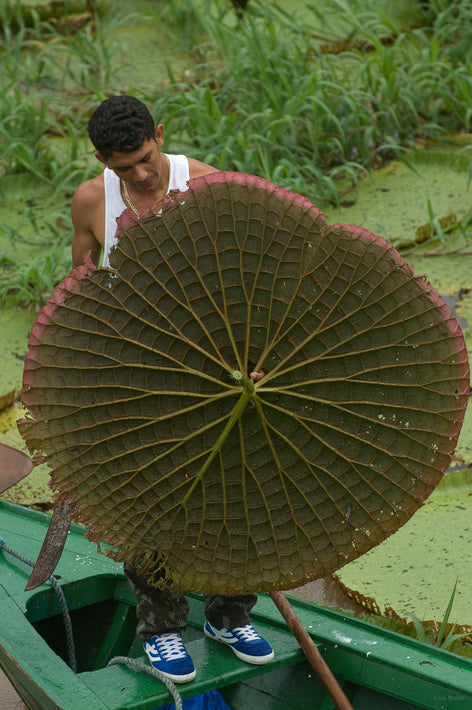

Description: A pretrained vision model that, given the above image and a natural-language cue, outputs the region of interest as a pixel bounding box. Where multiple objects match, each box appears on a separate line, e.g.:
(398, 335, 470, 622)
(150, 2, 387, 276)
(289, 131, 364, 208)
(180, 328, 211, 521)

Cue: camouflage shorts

(125, 557, 257, 640)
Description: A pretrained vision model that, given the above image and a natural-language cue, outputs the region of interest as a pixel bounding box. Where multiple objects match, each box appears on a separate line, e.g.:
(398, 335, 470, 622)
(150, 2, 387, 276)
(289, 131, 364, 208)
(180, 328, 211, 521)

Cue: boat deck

(1, 500, 471, 710)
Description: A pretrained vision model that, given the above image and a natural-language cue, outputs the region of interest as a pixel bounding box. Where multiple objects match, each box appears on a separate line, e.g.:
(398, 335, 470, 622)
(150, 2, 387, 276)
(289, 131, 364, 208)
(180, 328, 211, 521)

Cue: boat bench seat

(79, 586, 310, 709)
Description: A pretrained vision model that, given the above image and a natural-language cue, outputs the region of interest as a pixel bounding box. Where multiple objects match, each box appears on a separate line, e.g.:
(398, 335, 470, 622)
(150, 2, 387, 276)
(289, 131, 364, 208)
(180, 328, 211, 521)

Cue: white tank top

(102, 153, 189, 268)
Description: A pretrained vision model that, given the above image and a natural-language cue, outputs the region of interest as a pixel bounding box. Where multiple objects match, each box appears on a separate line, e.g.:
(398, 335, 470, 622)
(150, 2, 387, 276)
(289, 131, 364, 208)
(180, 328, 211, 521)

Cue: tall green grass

(145, 0, 472, 204)
(2, 0, 472, 306)
(0, 208, 72, 308)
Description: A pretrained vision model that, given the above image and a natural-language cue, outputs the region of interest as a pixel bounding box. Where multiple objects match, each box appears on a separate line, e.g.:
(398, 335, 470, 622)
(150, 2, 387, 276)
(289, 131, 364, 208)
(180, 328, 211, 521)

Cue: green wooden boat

(0, 499, 471, 710)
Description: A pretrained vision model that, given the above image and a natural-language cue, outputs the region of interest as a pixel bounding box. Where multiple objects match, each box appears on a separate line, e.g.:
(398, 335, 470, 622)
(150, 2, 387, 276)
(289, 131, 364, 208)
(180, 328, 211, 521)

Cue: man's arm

(70, 178, 104, 268)
(70, 161, 217, 269)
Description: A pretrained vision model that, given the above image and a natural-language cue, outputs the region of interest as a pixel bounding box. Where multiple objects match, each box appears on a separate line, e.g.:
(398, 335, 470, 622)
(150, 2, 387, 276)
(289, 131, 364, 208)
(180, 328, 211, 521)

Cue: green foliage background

(2, 0, 472, 309)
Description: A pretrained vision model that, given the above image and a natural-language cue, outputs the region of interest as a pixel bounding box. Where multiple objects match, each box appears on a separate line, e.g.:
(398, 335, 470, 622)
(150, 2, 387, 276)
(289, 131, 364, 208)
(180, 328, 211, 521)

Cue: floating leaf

(19, 173, 469, 594)
(334, 468, 472, 630)
(0, 307, 36, 404)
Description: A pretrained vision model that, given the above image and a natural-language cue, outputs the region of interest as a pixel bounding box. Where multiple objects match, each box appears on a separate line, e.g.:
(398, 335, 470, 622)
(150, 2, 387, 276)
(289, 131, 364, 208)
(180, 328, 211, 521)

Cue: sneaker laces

(233, 625, 261, 641)
(154, 633, 188, 661)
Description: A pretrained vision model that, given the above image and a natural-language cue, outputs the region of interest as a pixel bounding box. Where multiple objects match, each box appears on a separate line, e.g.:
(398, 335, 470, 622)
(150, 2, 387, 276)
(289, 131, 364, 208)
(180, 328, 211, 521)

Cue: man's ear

(155, 124, 164, 146)
(95, 152, 108, 165)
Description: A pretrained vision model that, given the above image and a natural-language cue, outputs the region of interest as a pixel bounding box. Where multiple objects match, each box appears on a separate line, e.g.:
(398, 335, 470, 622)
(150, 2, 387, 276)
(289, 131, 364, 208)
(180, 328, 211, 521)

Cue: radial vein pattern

(20, 172, 469, 594)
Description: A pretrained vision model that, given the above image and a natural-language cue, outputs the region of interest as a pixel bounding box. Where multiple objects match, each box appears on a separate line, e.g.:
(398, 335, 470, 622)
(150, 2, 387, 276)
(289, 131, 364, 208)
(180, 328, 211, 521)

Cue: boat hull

(1, 500, 471, 710)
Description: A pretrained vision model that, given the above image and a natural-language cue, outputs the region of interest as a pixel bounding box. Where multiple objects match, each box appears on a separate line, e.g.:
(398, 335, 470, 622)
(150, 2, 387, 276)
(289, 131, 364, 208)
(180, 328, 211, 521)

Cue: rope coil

(108, 657, 183, 709)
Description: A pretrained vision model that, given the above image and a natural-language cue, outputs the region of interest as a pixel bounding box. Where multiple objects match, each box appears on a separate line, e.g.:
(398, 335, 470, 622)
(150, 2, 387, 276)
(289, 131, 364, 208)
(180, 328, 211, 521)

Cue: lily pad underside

(19, 172, 469, 594)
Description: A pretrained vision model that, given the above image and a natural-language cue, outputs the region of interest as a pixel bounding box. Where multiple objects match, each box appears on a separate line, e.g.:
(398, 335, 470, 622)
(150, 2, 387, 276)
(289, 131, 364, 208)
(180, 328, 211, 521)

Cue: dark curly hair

(88, 95, 156, 158)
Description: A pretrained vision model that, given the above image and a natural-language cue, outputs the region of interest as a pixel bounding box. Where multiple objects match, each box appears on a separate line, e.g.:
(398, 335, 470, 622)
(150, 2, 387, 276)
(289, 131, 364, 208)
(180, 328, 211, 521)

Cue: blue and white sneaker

(143, 633, 196, 683)
(204, 621, 274, 665)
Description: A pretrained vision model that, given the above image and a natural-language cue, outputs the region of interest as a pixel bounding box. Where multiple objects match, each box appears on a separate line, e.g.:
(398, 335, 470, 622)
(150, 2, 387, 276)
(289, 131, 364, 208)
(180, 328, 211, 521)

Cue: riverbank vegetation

(1, 0, 471, 656)
(1, 0, 472, 306)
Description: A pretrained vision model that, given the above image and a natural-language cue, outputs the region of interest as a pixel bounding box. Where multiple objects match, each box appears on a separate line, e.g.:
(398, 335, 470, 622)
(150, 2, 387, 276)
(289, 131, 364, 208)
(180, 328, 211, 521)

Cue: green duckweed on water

(0, 309, 52, 507)
(335, 468, 472, 632)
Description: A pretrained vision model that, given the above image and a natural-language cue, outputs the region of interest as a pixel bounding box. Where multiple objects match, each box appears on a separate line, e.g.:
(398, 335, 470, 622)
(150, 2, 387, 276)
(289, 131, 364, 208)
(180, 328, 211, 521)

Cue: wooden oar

(0, 443, 33, 493)
(270, 591, 354, 710)
(25, 501, 72, 590)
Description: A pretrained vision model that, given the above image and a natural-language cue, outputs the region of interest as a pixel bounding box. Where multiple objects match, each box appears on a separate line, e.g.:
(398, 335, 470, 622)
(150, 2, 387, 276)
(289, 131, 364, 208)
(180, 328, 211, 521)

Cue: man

(71, 95, 219, 269)
(71, 95, 274, 683)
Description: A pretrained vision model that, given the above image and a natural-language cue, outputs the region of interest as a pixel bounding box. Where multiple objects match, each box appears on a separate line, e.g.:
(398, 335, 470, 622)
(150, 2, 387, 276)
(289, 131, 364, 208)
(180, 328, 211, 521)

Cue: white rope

(108, 656, 183, 709)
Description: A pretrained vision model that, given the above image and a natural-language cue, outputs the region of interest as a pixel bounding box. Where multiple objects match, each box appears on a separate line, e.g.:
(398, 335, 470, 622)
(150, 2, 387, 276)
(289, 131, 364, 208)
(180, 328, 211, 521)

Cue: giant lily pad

(0, 307, 36, 403)
(334, 468, 472, 631)
(323, 151, 472, 296)
(19, 172, 469, 594)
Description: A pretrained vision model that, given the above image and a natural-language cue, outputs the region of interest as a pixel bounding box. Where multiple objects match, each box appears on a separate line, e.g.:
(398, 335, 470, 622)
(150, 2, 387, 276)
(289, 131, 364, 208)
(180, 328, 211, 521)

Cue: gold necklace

(121, 154, 171, 217)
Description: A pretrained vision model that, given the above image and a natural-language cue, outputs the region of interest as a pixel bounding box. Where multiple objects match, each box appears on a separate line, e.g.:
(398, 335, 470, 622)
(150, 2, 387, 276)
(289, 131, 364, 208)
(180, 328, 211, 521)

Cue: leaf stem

(181, 385, 253, 505)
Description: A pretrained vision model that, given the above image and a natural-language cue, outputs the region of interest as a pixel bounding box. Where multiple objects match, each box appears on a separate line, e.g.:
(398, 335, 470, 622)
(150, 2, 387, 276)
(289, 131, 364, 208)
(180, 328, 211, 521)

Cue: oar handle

(270, 591, 354, 710)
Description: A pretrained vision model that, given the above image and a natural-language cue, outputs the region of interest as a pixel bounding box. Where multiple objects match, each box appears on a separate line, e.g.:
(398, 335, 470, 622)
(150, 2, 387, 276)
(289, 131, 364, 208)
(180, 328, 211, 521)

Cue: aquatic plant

(46, 9, 141, 92)
(340, 581, 472, 659)
(405, 579, 470, 651)
(2, 0, 472, 306)
(19, 174, 469, 593)
(0, 208, 72, 307)
(143, 0, 472, 206)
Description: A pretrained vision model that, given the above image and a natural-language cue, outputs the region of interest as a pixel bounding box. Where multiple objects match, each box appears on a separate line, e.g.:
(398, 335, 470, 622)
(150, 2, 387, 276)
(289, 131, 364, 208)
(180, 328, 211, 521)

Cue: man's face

(97, 125, 165, 194)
